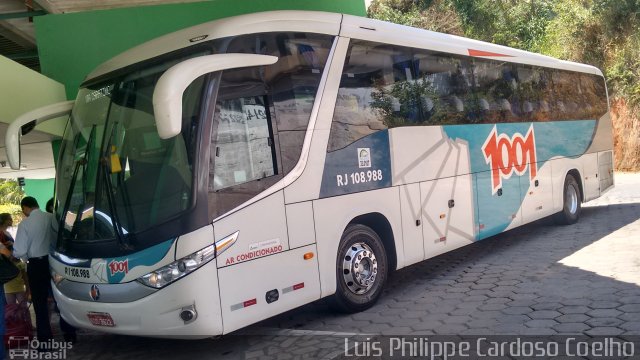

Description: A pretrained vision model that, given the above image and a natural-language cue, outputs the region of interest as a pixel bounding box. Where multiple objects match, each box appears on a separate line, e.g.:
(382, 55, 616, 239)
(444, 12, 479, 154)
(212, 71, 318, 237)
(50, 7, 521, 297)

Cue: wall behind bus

(23, 179, 54, 211)
(34, 0, 366, 99)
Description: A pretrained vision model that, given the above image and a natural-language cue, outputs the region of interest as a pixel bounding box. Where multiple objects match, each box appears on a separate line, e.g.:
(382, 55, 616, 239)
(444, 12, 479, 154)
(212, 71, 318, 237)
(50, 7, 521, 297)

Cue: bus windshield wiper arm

(99, 157, 127, 248)
(57, 125, 96, 251)
(99, 123, 132, 249)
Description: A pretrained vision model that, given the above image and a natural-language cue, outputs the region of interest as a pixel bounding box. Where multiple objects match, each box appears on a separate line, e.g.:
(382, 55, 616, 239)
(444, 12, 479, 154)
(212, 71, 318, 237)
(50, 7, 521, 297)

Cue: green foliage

(368, 0, 640, 169)
(0, 179, 25, 205)
(368, 0, 464, 35)
(592, 0, 640, 108)
(539, 1, 603, 66)
(0, 204, 24, 225)
(593, 0, 640, 42)
(368, 0, 640, 113)
(370, 0, 555, 53)
(539, 0, 640, 108)
(451, 0, 554, 52)
(606, 35, 640, 111)
(370, 78, 443, 127)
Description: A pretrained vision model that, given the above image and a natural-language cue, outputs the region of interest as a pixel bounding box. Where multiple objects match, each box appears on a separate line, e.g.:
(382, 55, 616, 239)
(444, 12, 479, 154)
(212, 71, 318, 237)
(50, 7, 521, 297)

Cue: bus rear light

(303, 252, 314, 260)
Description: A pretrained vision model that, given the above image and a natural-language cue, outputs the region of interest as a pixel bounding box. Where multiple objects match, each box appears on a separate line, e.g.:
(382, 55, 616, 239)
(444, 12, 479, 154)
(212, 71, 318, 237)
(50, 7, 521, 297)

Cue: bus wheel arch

(348, 213, 397, 272)
(566, 169, 584, 203)
(554, 170, 583, 225)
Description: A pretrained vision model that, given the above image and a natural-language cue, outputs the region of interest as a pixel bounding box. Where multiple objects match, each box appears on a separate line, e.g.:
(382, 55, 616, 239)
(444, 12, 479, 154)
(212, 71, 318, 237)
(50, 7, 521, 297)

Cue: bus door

(214, 191, 320, 334)
(210, 65, 321, 334)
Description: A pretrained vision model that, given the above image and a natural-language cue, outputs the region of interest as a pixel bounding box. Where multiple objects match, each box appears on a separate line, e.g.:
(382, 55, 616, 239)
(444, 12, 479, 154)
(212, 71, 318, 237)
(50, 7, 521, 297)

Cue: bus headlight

(137, 244, 215, 289)
(137, 231, 239, 289)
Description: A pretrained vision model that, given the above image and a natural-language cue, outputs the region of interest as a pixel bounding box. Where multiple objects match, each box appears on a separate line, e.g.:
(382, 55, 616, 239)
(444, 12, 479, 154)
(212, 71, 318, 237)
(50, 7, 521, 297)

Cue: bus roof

(85, 10, 602, 82)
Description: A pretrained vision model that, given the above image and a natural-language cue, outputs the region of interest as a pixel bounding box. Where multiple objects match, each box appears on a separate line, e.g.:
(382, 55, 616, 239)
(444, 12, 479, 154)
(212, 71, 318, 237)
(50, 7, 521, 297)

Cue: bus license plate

(87, 312, 115, 327)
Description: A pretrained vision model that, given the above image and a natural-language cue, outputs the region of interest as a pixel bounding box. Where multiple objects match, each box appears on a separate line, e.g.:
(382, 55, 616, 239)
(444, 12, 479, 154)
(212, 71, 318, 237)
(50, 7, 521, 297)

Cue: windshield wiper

(99, 159, 129, 249)
(57, 151, 82, 252)
(98, 123, 134, 250)
(57, 125, 96, 251)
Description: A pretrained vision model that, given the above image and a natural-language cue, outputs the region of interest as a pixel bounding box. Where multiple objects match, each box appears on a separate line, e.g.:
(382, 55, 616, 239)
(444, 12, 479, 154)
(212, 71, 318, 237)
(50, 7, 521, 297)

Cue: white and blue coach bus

(6, 11, 613, 337)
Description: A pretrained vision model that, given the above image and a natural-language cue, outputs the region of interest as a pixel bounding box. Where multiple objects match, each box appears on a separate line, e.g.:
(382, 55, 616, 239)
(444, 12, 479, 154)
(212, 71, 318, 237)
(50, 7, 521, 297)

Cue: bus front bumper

(52, 260, 223, 338)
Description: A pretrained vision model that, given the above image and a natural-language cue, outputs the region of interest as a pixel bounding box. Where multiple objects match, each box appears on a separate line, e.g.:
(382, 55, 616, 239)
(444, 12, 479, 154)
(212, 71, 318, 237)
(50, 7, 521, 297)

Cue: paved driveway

(58, 173, 640, 359)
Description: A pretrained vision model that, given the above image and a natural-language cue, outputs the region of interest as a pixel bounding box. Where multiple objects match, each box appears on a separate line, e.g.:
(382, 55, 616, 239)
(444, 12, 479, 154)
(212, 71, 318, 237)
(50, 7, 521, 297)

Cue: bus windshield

(54, 31, 335, 255)
(56, 57, 205, 247)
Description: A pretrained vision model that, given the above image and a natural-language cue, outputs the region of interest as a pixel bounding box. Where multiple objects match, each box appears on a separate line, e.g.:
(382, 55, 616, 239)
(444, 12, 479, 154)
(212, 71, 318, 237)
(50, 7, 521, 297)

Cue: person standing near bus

(0, 213, 29, 304)
(13, 196, 55, 342)
(4, 257, 29, 304)
(0, 240, 12, 359)
(45, 197, 77, 343)
(0, 213, 15, 245)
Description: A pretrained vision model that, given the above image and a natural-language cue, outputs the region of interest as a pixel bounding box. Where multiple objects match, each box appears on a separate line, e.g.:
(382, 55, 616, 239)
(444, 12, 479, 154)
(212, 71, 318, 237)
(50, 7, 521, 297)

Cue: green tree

(0, 179, 24, 205)
(450, 0, 555, 52)
(368, 0, 465, 35)
(369, 0, 554, 52)
(539, 0, 640, 109)
(369, 0, 640, 170)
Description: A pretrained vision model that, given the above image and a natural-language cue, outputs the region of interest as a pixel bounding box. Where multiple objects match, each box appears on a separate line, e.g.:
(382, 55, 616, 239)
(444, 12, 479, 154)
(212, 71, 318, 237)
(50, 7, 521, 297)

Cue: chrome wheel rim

(341, 242, 378, 295)
(567, 184, 578, 214)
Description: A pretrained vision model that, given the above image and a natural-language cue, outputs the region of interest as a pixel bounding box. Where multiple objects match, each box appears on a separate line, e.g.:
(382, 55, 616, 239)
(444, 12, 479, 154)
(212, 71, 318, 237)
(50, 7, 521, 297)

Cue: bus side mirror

(5, 100, 74, 170)
(153, 53, 278, 139)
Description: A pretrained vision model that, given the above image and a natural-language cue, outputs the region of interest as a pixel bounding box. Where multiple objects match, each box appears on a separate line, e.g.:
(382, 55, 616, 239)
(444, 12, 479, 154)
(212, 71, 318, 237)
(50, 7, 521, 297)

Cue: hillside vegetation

(369, 0, 640, 171)
(0, 179, 25, 223)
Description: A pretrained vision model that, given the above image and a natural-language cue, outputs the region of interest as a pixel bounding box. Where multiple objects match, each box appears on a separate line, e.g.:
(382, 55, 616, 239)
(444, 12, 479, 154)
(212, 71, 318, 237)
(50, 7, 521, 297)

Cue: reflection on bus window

(207, 32, 334, 218)
(328, 39, 609, 152)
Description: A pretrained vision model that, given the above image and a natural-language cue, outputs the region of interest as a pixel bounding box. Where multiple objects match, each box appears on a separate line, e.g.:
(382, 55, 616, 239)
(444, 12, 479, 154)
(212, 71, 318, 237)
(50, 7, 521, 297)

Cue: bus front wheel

(332, 224, 388, 313)
(554, 174, 582, 225)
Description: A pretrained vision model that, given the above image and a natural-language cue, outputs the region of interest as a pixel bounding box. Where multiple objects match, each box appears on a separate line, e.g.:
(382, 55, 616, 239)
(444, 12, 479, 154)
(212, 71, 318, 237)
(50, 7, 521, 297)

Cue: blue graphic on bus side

(444, 120, 597, 239)
(320, 130, 392, 198)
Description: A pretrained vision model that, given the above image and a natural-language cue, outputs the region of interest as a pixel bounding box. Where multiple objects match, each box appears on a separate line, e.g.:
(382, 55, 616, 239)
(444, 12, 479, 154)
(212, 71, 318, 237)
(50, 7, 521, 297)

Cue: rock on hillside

(611, 99, 640, 171)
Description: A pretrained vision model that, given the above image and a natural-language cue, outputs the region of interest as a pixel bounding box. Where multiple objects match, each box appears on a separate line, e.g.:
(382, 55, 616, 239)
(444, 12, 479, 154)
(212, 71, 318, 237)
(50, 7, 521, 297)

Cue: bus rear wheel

(554, 174, 582, 225)
(332, 224, 388, 313)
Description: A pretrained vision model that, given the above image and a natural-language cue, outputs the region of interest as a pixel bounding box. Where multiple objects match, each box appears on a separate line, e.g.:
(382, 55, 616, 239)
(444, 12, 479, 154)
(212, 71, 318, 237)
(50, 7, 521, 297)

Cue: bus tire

(331, 224, 388, 313)
(554, 174, 582, 225)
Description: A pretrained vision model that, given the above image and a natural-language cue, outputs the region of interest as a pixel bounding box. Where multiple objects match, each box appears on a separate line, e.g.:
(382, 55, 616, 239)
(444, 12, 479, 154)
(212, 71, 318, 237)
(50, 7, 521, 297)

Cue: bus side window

(328, 41, 416, 152)
(207, 32, 333, 219)
(211, 95, 276, 191)
(415, 52, 472, 125)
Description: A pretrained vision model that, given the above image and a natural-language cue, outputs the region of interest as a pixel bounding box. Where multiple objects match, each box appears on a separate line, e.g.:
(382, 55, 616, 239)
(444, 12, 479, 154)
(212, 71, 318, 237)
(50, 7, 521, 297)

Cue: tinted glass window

(328, 43, 401, 151)
(415, 52, 472, 125)
(57, 59, 204, 243)
(208, 32, 333, 218)
(328, 40, 609, 152)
